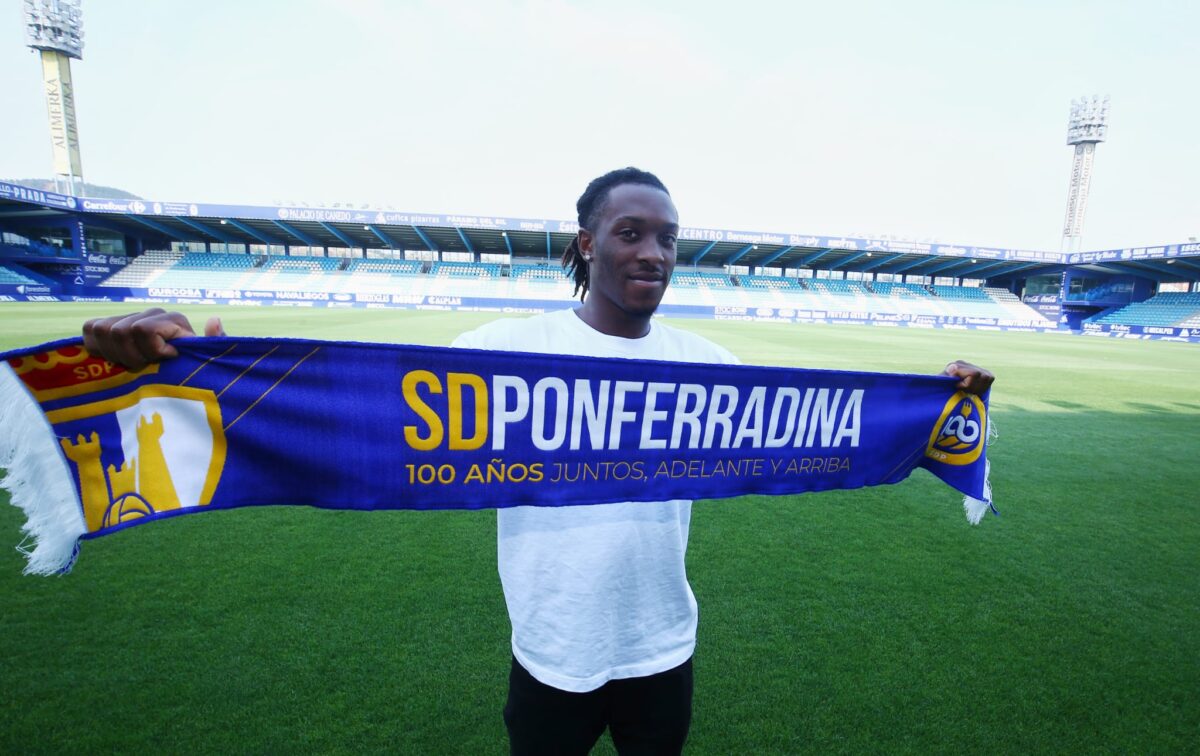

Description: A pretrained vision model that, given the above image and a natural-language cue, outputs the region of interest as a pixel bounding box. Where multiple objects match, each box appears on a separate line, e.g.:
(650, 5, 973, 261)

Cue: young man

(81, 168, 994, 755)
(450, 168, 738, 755)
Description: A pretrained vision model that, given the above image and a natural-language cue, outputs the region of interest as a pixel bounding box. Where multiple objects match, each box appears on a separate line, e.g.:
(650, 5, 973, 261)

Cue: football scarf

(0, 337, 995, 574)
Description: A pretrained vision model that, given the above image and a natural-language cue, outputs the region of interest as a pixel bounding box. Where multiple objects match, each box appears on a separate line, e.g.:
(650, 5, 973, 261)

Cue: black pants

(504, 656, 694, 756)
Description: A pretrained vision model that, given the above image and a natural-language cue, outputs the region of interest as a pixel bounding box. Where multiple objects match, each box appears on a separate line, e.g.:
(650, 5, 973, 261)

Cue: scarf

(1, 336, 995, 574)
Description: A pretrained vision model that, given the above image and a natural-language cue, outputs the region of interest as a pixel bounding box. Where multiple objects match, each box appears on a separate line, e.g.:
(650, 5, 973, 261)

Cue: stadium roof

(3, 181, 1198, 282)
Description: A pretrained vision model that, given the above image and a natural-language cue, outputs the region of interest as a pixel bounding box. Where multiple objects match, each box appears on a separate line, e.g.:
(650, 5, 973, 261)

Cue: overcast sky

(2, 0, 1196, 251)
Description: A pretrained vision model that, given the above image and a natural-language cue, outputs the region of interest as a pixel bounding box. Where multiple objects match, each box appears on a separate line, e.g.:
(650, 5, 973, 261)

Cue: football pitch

(1, 302, 1197, 754)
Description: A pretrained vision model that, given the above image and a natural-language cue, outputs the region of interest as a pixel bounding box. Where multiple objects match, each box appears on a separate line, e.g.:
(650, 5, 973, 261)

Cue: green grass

(1, 303, 1198, 754)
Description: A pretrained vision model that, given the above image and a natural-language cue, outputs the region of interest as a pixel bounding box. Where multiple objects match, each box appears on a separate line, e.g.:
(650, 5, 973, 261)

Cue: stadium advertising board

(0, 181, 77, 211)
(39, 253, 129, 288)
(1081, 322, 1199, 341)
(16, 284, 1195, 340)
(1071, 243, 1199, 264)
(0, 289, 81, 301)
(1023, 293, 1062, 318)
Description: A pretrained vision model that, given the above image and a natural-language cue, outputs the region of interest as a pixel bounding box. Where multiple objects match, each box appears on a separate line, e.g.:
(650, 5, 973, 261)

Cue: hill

(3, 178, 142, 199)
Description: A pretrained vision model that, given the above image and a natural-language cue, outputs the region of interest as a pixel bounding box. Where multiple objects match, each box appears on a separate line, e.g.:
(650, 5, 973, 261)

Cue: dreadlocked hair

(562, 167, 671, 301)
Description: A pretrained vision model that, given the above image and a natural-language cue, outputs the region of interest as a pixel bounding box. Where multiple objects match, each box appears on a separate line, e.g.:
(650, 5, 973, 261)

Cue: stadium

(2, 2, 1197, 755)
(2, 181, 1199, 338)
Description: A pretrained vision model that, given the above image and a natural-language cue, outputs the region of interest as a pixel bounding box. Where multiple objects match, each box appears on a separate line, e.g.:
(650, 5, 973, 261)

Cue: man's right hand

(82, 308, 226, 371)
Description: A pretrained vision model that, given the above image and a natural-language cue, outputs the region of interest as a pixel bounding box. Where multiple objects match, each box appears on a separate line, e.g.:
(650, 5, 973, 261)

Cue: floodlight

(1060, 95, 1110, 252)
(25, 0, 86, 193)
(1066, 95, 1109, 146)
(24, 0, 84, 59)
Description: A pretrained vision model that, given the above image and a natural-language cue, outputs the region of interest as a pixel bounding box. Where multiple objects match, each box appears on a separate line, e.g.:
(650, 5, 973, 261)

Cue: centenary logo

(925, 391, 987, 466)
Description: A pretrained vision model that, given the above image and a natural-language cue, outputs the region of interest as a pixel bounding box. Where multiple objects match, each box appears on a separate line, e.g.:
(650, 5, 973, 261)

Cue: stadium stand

(428, 262, 501, 278)
(252, 255, 343, 292)
(809, 280, 868, 297)
(418, 262, 503, 298)
(149, 253, 262, 290)
(339, 259, 424, 294)
(733, 276, 808, 308)
(1092, 292, 1200, 327)
(671, 271, 733, 287)
(511, 264, 570, 282)
(738, 275, 805, 291)
(96, 250, 185, 287)
(91, 253, 1055, 323)
(930, 284, 989, 300)
(507, 264, 576, 301)
(345, 259, 423, 275)
(0, 264, 39, 285)
(660, 270, 743, 306)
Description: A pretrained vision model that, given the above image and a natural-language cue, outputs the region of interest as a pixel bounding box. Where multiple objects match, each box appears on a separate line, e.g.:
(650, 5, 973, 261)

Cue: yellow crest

(924, 391, 987, 467)
(48, 385, 227, 533)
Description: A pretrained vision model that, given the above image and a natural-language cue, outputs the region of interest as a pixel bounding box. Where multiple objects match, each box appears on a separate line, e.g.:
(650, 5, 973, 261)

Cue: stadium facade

(1, 180, 1198, 342)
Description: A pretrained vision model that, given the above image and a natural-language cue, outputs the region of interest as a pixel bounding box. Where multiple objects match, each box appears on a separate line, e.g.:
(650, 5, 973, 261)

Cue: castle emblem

(49, 385, 227, 532)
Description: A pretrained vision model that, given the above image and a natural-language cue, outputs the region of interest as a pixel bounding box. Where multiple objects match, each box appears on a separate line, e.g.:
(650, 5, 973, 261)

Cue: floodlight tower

(23, 0, 85, 194)
(1060, 95, 1109, 253)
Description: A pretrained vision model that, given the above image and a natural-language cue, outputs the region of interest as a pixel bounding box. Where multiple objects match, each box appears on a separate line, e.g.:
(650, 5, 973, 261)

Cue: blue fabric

(4, 336, 990, 548)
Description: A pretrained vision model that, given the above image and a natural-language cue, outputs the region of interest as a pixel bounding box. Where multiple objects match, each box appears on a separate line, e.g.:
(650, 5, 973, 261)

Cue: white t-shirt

(451, 308, 739, 692)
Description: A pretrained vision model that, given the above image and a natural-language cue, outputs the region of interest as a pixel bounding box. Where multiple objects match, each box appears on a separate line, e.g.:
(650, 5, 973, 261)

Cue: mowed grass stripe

(0, 303, 1196, 754)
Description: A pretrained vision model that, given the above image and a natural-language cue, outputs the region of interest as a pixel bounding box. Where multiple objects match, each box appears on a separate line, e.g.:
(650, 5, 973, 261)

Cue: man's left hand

(943, 360, 994, 395)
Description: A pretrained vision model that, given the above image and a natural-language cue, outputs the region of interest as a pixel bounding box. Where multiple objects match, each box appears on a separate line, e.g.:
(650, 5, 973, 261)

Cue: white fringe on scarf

(962, 418, 999, 525)
(0, 363, 86, 575)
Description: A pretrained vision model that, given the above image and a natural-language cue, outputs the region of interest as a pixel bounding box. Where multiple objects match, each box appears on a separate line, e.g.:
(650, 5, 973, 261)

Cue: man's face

(579, 183, 679, 330)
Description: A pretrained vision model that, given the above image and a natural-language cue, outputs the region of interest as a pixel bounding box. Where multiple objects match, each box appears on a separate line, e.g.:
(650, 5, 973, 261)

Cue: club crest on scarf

(47, 385, 228, 533)
(925, 391, 987, 466)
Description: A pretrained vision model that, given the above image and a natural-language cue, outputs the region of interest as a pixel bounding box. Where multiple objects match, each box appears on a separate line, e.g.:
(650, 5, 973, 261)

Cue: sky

(1, 0, 1196, 252)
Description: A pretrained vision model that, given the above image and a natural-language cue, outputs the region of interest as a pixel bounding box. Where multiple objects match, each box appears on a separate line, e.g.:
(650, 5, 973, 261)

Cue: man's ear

(578, 229, 594, 260)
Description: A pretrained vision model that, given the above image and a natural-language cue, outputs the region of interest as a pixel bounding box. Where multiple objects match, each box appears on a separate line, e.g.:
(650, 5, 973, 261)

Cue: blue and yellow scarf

(0, 337, 995, 574)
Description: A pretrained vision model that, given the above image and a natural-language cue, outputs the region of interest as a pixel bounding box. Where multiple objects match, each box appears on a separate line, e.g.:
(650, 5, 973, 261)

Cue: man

(82, 168, 994, 755)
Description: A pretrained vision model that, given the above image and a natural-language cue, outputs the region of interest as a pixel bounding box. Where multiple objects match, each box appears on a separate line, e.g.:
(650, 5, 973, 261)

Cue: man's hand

(943, 360, 994, 395)
(82, 308, 225, 371)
